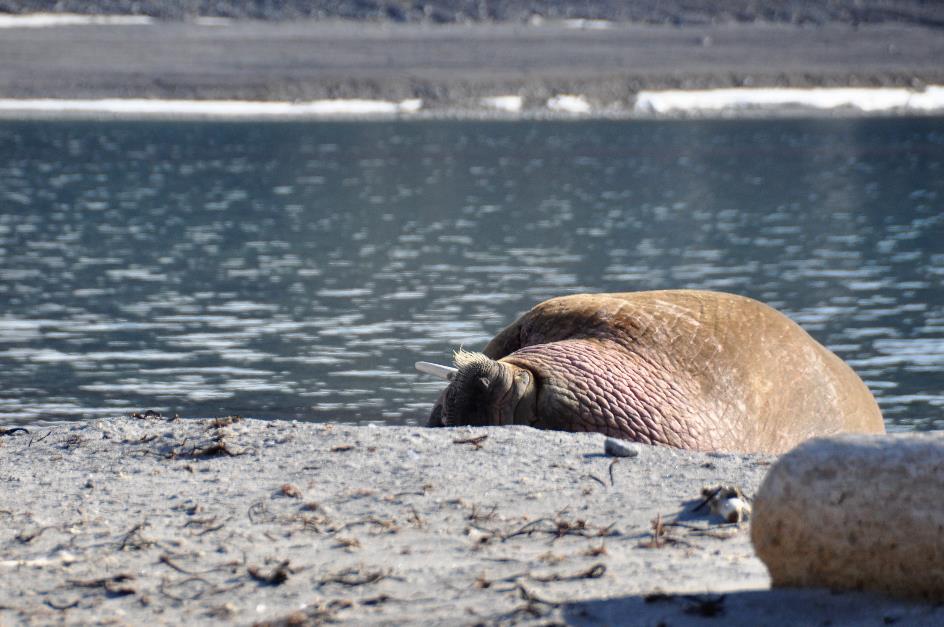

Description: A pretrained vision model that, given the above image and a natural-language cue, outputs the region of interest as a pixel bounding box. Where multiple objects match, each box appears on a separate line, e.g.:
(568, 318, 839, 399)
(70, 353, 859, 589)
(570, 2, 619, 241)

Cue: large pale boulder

(751, 432, 944, 601)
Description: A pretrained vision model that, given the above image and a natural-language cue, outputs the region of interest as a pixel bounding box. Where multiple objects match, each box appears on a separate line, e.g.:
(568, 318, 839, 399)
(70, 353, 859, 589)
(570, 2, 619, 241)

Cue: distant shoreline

(1, 19, 943, 119)
(1, 87, 944, 121)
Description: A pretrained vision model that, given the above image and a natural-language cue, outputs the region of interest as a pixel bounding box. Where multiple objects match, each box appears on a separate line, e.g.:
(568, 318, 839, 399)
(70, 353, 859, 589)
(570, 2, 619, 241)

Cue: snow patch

(0, 13, 153, 28)
(907, 86, 944, 110)
(397, 98, 423, 113)
(193, 17, 233, 27)
(547, 94, 591, 114)
(0, 98, 425, 118)
(563, 19, 612, 30)
(481, 96, 523, 112)
(634, 87, 944, 114)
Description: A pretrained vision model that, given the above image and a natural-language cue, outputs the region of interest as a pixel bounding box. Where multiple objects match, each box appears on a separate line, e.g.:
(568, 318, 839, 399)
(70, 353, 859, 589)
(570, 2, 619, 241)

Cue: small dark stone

(604, 437, 639, 458)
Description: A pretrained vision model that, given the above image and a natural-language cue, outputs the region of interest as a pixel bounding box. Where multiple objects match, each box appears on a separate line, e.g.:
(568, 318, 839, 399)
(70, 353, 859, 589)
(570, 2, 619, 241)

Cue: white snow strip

(0, 13, 153, 28)
(634, 87, 944, 114)
(481, 95, 523, 112)
(563, 19, 612, 30)
(397, 98, 423, 113)
(907, 85, 944, 110)
(0, 98, 424, 118)
(193, 17, 233, 27)
(547, 94, 592, 114)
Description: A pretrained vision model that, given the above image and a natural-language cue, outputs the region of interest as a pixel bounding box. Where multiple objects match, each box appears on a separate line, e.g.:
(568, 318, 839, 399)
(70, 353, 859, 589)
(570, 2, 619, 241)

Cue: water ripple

(1, 118, 942, 428)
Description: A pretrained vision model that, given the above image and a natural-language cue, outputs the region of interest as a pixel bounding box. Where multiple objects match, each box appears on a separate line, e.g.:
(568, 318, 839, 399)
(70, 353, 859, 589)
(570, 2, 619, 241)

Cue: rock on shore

(2, 416, 943, 625)
(752, 432, 944, 602)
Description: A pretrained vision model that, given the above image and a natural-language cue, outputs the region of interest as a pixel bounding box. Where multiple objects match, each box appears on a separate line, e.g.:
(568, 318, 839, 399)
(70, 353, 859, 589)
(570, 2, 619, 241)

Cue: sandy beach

(1, 20, 944, 117)
(0, 416, 941, 625)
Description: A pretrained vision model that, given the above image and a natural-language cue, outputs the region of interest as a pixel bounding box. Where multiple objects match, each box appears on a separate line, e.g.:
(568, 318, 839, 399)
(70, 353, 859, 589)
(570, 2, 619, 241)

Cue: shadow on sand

(562, 587, 944, 626)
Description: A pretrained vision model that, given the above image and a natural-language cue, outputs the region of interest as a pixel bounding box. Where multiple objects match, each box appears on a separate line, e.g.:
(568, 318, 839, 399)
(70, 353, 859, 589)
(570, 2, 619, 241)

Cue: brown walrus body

(426, 290, 884, 454)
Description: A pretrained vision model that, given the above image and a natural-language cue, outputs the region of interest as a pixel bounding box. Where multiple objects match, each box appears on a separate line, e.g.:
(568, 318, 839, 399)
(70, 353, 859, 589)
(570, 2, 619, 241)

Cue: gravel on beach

(2, 416, 942, 625)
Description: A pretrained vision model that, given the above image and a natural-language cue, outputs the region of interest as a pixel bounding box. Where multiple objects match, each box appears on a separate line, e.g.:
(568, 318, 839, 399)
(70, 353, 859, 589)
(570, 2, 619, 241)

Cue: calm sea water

(1, 118, 942, 429)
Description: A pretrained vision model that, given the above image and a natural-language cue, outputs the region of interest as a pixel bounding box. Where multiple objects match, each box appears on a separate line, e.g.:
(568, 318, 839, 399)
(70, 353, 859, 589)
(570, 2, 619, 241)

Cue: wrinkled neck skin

(436, 354, 538, 427)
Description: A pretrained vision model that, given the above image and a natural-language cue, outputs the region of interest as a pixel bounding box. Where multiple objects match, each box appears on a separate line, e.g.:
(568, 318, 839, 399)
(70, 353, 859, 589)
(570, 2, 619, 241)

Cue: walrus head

(417, 350, 537, 427)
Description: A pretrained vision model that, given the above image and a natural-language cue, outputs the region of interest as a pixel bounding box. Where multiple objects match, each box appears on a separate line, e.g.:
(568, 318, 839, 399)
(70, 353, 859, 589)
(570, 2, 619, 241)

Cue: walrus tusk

(415, 361, 458, 381)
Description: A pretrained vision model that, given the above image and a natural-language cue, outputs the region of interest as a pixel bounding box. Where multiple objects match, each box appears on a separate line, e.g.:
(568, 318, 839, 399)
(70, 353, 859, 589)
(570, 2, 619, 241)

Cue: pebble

(604, 437, 639, 457)
(714, 496, 751, 523)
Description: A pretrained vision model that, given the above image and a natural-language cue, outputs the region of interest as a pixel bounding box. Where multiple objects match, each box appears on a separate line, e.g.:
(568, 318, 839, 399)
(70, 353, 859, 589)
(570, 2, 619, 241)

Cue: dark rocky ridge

(2, 0, 944, 27)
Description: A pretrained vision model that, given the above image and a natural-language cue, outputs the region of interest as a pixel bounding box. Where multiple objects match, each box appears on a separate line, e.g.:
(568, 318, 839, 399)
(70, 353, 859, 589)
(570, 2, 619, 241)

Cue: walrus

(416, 290, 884, 454)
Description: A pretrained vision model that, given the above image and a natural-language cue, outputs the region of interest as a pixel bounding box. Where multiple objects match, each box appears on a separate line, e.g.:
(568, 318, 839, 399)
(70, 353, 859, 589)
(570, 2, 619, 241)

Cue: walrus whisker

(415, 361, 458, 381)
